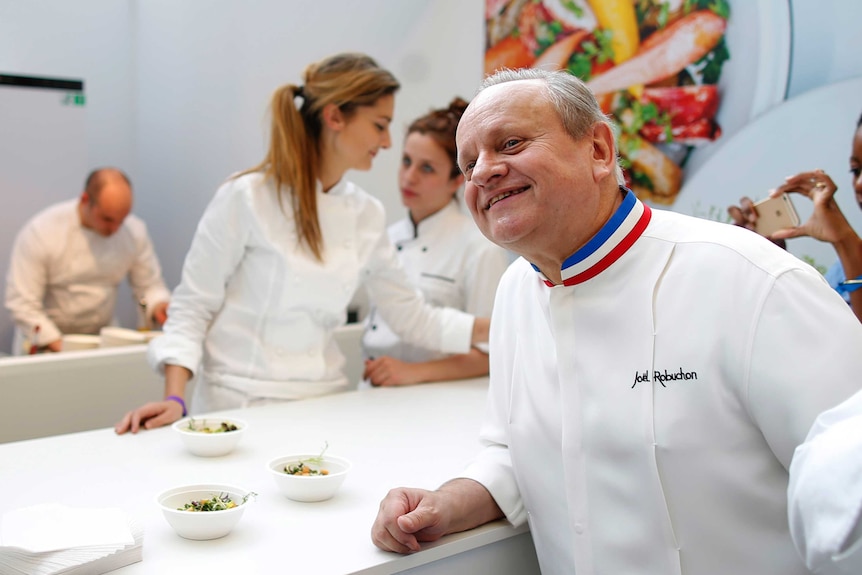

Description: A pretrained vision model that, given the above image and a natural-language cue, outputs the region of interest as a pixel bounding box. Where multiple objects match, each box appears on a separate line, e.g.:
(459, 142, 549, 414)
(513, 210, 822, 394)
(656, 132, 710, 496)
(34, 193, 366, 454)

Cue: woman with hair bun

(116, 55, 489, 433)
(361, 98, 510, 386)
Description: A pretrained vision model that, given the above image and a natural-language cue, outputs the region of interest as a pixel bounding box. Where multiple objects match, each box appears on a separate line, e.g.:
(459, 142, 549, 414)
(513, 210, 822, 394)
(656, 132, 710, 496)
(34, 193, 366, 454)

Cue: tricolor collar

(532, 188, 651, 287)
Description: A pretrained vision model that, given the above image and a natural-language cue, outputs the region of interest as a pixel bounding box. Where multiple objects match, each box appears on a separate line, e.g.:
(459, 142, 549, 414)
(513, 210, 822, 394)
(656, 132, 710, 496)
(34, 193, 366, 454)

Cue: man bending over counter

(4, 167, 170, 354)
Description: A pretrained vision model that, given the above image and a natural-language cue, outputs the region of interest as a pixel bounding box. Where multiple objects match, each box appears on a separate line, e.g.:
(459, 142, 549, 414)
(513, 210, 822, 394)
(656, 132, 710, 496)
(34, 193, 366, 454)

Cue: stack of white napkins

(0, 503, 143, 575)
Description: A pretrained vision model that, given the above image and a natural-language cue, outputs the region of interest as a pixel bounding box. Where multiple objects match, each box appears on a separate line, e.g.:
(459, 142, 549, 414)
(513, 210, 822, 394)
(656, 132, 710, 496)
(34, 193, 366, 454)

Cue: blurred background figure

(361, 98, 510, 386)
(4, 167, 170, 354)
(728, 113, 862, 321)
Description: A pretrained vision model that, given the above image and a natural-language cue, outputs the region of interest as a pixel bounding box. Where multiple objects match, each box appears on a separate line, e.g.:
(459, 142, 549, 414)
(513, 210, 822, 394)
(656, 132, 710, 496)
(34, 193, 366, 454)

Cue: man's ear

(322, 103, 345, 132)
(590, 122, 617, 182)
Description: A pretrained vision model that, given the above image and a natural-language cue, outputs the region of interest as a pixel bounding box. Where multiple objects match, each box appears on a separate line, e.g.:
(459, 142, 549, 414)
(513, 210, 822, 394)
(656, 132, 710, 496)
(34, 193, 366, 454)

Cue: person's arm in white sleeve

(125, 217, 172, 326)
(4, 223, 63, 349)
(460, 272, 525, 526)
(363, 238, 507, 386)
(364, 231, 477, 355)
(789, 389, 862, 574)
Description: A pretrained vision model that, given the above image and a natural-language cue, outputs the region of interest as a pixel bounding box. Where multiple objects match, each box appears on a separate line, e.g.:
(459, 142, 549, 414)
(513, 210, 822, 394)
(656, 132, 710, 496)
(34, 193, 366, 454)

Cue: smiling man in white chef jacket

(370, 68, 862, 574)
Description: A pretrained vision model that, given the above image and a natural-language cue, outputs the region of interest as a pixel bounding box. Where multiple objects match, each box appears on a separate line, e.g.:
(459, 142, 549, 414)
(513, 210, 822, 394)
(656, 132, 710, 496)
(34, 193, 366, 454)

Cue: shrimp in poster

(485, 0, 731, 205)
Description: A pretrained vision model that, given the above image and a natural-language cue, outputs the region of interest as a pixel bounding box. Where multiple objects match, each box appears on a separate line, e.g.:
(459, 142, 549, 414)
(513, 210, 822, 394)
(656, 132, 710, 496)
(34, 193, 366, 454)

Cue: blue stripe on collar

(530, 188, 651, 287)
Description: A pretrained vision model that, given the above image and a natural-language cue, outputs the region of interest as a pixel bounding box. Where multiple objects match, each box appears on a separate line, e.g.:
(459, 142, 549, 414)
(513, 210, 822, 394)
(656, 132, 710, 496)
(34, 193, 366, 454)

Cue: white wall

(1, 0, 861, 354)
(787, 0, 862, 98)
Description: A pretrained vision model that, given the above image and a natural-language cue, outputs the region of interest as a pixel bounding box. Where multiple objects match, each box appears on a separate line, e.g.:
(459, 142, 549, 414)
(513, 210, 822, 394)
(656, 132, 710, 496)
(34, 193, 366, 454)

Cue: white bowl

(267, 453, 351, 502)
(156, 483, 254, 540)
(61, 334, 101, 351)
(172, 417, 247, 457)
(99, 326, 148, 347)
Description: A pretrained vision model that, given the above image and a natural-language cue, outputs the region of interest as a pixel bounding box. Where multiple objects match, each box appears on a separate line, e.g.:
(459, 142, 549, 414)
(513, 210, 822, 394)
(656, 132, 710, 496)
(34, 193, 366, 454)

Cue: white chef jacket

(4, 199, 170, 354)
(789, 388, 862, 574)
(462, 189, 862, 575)
(361, 201, 509, 363)
(149, 173, 474, 412)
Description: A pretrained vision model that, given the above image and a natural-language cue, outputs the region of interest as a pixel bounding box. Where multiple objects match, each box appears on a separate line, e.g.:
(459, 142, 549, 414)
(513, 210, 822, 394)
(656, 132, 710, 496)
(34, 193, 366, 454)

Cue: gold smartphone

(753, 195, 800, 237)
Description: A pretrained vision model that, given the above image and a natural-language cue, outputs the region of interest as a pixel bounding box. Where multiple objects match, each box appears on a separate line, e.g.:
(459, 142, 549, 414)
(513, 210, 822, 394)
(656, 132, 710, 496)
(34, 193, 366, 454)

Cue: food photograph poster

(483, 0, 862, 273)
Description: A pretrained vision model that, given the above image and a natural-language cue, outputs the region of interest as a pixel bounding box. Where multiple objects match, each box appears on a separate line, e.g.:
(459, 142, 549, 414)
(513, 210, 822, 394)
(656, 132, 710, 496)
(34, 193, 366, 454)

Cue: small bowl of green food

(172, 416, 247, 457)
(157, 483, 256, 540)
(267, 443, 351, 502)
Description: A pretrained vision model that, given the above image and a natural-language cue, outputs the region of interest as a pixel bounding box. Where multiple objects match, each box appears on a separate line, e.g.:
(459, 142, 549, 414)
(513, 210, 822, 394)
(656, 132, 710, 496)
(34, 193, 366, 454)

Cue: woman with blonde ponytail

(116, 53, 489, 434)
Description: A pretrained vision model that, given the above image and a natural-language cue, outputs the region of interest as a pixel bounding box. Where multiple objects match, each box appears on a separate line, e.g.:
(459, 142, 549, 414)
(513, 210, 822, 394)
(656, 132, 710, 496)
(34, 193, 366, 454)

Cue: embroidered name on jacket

(632, 368, 699, 388)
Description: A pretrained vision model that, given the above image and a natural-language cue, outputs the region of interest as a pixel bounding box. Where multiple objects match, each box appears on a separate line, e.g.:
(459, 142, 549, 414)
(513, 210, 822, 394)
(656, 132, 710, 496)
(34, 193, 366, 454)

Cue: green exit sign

(62, 92, 85, 106)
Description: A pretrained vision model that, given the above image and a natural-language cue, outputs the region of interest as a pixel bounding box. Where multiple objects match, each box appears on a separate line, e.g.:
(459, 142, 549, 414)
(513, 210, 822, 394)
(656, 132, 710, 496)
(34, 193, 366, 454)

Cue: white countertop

(0, 377, 537, 574)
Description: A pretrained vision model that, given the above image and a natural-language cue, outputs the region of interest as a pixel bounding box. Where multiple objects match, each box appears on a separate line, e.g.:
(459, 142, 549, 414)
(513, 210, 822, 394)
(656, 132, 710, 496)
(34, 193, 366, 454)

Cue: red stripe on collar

(561, 203, 651, 286)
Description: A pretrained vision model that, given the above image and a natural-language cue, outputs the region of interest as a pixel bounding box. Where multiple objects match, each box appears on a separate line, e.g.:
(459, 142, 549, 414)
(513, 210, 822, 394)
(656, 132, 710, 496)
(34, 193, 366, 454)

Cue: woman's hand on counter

(114, 399, 183, 434)
(364, 356, 421, 386)
(115, 364, 191, 434)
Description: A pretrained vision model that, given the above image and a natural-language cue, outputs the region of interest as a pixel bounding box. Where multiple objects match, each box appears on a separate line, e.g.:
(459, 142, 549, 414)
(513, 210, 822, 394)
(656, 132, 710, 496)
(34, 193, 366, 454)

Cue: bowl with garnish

(267, 443, 351, 502)
(156, 483, 256, 540)
(172, 416, 247, 457)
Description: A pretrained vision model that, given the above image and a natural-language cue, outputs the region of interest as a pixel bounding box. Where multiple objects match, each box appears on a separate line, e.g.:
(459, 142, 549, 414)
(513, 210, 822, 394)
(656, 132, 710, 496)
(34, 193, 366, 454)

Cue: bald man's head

(79, 168, 133, 236)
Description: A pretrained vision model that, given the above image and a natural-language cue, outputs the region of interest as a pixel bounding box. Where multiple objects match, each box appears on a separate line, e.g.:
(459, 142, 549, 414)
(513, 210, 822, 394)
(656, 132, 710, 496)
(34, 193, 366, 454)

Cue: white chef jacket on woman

(789, 388, 862, 574)
(361, 201, 509, 363)
(149, 173, 474, 413)
(462, 189, 862, 575)
(5, 199, 170, 354)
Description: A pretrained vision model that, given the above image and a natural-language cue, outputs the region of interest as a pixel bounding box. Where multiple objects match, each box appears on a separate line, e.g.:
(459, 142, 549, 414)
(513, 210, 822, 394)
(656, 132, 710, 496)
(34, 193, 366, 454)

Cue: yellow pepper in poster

(587, 0, 639, 63)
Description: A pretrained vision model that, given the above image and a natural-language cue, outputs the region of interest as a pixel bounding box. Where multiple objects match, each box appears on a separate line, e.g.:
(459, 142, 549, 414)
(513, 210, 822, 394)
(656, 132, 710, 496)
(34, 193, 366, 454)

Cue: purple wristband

(166, 395, 187, 417)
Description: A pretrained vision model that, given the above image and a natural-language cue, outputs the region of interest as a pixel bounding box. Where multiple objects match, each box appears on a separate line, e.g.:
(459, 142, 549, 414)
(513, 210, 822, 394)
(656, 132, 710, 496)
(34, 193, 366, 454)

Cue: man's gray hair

(480, 68, 625, 185)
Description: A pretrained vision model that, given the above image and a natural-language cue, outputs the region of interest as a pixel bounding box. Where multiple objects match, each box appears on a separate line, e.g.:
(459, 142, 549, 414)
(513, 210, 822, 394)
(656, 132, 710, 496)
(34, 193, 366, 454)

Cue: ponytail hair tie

(295, 85, 305, 99)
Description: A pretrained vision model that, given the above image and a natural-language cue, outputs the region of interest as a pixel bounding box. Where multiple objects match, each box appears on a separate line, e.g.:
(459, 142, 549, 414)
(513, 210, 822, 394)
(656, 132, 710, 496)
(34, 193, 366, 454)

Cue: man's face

(457, 80, 604, 263)
(80, 181, 132, 237)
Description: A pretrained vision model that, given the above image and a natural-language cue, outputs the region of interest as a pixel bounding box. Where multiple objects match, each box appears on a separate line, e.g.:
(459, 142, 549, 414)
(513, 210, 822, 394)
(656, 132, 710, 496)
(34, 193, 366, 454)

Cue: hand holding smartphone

(753, 194, 800, 237)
